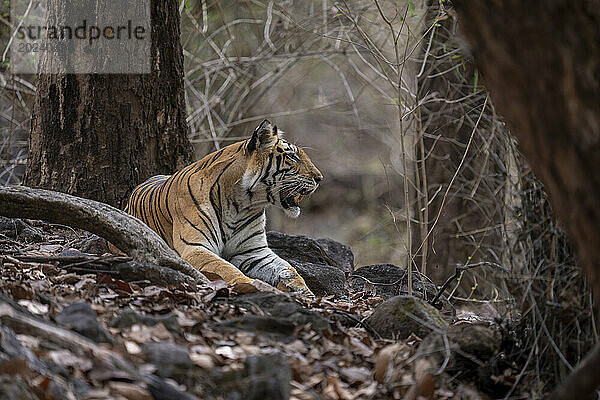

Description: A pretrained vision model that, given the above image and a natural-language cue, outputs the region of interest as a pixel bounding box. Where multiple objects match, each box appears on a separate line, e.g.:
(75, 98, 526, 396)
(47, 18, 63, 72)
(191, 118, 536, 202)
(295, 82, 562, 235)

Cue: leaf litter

(0, 220, 523, 399)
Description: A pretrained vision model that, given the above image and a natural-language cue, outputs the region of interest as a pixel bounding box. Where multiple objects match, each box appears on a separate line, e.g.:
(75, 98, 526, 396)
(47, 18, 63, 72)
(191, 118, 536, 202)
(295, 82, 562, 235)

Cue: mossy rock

(447, 322, 502, 359)
(366, 295, 449, 339)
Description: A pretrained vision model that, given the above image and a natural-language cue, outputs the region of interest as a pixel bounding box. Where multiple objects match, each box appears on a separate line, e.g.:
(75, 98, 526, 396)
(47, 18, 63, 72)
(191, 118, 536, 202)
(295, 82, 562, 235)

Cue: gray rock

(55, 302, 113, 343)
(366, 295, 449, 339)
(217, 352, 291, 400)
(351, 264, 405, 299)
(75, 235, 110, 254)
(213, 315, 296, 338)
(266, 231, 349, 297)
(109, 307, 180, 334)
(145, 374, 200, 400)
(228, 292, 330, 333)
(291, 261, 346, 298)
(352, 264, 439, 300)
(0, 216, 25, 235)
(142, 342, 193, 381)
(412, 321, 505, 393)
(447, 322, 502, 359)
(315, 237, 354, 274)
(243, 353, 290, 400)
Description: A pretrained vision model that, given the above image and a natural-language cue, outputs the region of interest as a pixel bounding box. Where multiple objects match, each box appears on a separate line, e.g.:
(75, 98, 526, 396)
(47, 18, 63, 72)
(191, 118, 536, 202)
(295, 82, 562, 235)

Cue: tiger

(125, 120, 322, 295)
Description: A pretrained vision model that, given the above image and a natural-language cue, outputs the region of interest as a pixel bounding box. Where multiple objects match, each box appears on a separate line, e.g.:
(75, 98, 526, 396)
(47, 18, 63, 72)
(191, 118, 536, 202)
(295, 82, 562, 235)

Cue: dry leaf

(374, 343, 408, 384)
(340, 366, 370, 385)
(49, 349, 93, 371)
(324, 375, 352, 400)
(190, 353, 214, 368)
(125, 341, 142, 355)
(128, 323, 173, 343)
(97, 274, 133, 294)
(215, 346, 237, 359)
(17, 299, 49, 315)
(108, 381, 153, 400)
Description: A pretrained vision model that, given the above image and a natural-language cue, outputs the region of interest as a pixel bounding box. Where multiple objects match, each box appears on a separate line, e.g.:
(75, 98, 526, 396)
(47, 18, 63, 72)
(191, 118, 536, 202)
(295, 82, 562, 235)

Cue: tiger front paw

(277, 271, 314, 296)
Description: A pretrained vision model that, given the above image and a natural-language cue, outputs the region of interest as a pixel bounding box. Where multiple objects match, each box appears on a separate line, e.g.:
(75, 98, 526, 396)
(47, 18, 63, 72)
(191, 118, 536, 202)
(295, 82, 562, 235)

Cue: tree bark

(452, 0, 600, 291)
(0, 185, 208, 284)
(24, 0, 193, 208)
(452, 1, 600, 397)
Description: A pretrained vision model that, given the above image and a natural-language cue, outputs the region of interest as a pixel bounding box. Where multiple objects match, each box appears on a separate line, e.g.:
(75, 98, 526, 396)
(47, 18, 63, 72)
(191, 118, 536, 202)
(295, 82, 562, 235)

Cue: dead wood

(0, 185, 208, 284)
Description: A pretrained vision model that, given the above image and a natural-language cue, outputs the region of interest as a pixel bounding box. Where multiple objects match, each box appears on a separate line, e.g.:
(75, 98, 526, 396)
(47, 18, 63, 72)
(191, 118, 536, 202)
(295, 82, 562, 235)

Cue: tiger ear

(247, 119, 279, 152)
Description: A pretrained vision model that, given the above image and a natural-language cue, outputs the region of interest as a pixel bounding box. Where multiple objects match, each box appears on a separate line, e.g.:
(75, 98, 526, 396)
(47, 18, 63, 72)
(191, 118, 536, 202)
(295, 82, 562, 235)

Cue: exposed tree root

(0, 185, 208, 284)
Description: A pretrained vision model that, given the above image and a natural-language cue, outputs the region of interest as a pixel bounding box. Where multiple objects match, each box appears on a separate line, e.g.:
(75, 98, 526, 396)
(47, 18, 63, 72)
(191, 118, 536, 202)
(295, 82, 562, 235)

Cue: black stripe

(182, 214, 215, 247)
(236, 229, 265, 247)
(260, 153, 275, 184)
(187, 175, 220, 245)
(147, 184, 167, 240)
(234, 245, 268, 257)
(179, 235, 212, 251)
(242, 254, 274, 273)
(209, 159, 236, 243)
(231, 212, 263, 236)
(224, 211, 260, 231)
(156, 176, 173, 224)
(163, 177, 174, 221)
(272, 166, 293, 180)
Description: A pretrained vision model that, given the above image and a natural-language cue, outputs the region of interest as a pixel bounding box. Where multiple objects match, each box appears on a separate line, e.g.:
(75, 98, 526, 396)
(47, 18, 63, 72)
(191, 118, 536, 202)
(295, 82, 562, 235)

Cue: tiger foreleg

(229, 249, 313, 295)
(176, 245, 253, 286)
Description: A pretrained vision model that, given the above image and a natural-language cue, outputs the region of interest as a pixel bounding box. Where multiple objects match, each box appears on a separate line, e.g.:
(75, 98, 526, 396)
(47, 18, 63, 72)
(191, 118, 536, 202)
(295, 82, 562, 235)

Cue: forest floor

(0, 218, 531, 400)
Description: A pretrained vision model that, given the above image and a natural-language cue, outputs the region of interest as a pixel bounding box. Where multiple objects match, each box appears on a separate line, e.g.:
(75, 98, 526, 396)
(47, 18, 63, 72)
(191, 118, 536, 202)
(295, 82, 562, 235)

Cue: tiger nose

(313, 174, 323, 185)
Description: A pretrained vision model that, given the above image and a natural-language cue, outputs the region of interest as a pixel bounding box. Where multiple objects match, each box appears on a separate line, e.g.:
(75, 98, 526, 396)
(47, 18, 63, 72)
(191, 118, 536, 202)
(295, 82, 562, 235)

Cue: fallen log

(0, 185, 208, 284)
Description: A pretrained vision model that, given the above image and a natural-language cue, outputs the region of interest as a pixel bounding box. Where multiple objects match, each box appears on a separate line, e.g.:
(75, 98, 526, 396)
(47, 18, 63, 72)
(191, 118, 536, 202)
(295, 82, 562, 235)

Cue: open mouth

(281, 192, 304, 209)
(281, 187, 313, 209)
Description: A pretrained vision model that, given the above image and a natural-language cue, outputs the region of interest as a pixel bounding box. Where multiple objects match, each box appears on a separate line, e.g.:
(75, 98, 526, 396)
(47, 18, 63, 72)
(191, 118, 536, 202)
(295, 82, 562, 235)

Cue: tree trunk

(24, 0, 193, 208)
(452, 1, 600, 397)
(452, 0, 600, 291)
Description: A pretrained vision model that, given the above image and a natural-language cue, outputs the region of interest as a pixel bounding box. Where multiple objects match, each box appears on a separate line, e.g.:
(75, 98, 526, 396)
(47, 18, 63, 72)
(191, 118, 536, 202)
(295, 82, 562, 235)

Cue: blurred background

(0, 1, 596, 391)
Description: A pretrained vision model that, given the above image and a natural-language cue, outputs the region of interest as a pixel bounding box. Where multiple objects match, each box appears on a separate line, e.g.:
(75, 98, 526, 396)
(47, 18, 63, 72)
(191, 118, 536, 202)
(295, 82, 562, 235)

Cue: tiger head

(242, 120, 323, 218)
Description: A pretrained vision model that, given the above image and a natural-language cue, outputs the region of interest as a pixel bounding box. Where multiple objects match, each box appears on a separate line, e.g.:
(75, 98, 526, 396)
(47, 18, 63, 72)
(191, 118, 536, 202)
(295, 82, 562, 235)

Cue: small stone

(366, 295, 449, 340)
(216, 352, 291, 400)
(55, 302, 113, 343)
(109, 308, 180, 335)
(141, 342, 192, 381)
(75, 235, 110, 254)
(447, 322, 502, 358)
